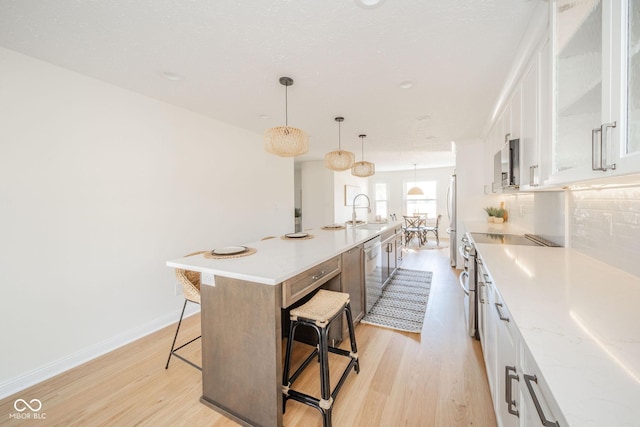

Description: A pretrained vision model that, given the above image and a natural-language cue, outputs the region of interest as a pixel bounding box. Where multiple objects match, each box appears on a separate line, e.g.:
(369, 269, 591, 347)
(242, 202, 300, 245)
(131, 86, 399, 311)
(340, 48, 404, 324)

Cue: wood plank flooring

(0, 244, 496, 427)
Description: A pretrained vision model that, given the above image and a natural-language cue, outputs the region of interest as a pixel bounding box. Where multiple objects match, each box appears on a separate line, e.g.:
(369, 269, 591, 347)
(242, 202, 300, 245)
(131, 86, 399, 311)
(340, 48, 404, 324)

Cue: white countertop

(166, 222, 401, 285)
(472, 242, 640, 427)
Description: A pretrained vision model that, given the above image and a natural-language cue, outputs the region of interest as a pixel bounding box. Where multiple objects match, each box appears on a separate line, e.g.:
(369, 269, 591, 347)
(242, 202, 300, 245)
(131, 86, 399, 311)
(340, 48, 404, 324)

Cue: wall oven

(458, 234, 478, 339)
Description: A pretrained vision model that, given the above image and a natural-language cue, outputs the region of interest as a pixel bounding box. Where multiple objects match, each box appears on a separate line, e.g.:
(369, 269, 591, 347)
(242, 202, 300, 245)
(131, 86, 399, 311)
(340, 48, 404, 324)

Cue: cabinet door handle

(523, 374, 560, 427)
(593, 122, 617, 171)
(494, 302, 509, 322)
(592, 127, 602, 171)
(478, 282, 485, 304)
(529, 164, 539, 187)
(505, 366, 520, 418)
(601, 121, 617, 171)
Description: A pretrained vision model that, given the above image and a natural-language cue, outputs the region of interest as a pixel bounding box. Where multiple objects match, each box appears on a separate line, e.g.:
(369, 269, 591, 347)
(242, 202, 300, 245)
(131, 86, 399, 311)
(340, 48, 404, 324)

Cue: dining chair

(165, 251, 206, 371)
(423, 214, 443, 246)
(403, 215, 425, 246)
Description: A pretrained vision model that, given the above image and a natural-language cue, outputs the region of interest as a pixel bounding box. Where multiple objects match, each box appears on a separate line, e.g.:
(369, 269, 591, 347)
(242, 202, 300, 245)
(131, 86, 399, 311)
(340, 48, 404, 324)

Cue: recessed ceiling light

(159, 71, 184, 81)
(259, 114, 270, 119)
(399, 80, 413, 89)
(354, 0, 385, 9)
(416, 115, 431, 121)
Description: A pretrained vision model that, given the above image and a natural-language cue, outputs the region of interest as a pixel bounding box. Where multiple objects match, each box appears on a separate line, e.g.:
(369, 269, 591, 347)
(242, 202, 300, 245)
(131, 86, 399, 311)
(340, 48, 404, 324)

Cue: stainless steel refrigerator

(447, 173, 457, 267)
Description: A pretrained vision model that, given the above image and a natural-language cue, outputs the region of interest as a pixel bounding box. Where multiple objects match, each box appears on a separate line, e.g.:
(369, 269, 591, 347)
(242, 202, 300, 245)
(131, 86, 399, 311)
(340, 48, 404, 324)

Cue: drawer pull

(494, 302, 509, 322)
(312, 270, 326, 280)
(505, 366, 519, 417)
(524, 374, 560, 427)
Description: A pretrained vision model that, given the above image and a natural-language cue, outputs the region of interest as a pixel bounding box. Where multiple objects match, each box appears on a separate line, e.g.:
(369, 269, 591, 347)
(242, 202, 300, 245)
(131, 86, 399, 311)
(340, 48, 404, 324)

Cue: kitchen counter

(474, 242, 640, 427)
(166, 222, 401, 285)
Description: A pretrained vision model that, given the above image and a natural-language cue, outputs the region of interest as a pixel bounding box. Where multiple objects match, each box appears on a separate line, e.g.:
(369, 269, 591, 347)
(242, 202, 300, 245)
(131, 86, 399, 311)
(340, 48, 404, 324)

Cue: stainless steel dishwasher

(363, 236, 382, 314)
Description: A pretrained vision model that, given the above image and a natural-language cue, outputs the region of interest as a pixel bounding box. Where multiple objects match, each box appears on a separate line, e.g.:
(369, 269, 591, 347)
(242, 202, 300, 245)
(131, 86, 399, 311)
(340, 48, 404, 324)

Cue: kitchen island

(166, 222, 401, 427)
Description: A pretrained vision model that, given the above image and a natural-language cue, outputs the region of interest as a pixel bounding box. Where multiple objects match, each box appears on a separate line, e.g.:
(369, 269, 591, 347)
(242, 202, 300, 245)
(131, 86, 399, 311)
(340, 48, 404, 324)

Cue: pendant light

(324, 117, 355, 171)
(264, 76, 309, 157)
(407, 164, 424, 195)
(351, 134, 375, 177)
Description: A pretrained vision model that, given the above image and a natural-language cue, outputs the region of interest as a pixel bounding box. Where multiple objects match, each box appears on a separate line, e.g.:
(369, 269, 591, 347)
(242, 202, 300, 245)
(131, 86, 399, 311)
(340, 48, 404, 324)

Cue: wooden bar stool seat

(282, 289, 360, 427)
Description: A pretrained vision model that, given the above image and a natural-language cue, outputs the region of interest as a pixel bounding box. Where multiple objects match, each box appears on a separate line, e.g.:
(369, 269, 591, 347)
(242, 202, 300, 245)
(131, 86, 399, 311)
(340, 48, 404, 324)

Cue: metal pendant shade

(351, 134, 375, 177)
(407, 164, 424, 195)
(324, 117, 355, 171)
(264, 77, 309, 157)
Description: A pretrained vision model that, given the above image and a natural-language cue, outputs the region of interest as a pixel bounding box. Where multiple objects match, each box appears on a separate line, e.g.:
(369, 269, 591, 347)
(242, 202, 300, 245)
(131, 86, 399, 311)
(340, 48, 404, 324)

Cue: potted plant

(484, 207, 497, 222)
(494, 207, 505, 223)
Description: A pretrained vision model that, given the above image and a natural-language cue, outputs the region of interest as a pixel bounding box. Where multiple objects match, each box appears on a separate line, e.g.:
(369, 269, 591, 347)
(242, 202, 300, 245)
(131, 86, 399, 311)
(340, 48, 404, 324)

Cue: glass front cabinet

(551, 0, 640, 184)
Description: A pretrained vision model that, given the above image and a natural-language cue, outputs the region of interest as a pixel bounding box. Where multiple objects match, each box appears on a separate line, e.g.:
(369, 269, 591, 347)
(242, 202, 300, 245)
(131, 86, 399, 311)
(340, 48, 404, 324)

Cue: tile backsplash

(569, 185, 640, 277)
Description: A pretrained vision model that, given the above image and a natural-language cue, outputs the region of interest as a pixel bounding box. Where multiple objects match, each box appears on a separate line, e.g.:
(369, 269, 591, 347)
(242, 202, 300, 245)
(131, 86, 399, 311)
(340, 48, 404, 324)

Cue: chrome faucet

(351, 193, 371, 225)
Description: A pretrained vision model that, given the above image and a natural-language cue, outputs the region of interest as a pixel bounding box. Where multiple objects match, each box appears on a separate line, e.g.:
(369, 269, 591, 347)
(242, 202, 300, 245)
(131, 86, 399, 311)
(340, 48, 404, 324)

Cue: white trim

(0, 305, 200, 399)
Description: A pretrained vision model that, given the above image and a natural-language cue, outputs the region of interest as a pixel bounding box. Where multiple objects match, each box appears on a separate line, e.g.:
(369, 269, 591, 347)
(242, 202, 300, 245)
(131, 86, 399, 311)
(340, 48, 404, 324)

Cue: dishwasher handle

(458, 270, 469, 295)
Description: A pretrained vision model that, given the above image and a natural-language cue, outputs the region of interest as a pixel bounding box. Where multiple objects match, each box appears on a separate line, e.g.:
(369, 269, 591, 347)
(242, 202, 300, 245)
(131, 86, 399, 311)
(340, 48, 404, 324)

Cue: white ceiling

(0, 0, 541, 172)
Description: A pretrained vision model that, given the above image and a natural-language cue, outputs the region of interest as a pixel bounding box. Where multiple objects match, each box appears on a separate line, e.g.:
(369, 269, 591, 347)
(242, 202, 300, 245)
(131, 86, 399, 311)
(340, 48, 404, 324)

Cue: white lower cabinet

(479, 258, 566, 427)
(518, 345, 566, 427)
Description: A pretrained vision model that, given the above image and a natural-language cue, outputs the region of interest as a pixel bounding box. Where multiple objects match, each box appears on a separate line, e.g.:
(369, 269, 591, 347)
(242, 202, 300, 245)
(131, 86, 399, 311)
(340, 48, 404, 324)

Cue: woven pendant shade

(351, 160, 376, 177)
(264, 76, 308, 157)
(325, 116, 355, 171)
(264, 126, 309, 157)
(351, 134, 375, 177)
(325, 150, 356, 171)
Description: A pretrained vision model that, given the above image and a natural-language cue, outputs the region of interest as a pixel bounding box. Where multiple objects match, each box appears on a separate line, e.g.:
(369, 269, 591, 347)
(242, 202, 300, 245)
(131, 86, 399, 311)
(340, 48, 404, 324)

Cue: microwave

(493, 138, 520, 190)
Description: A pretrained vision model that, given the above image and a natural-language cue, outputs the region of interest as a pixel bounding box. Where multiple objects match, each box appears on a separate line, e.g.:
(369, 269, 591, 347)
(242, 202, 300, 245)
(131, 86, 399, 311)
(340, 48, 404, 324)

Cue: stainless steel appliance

(494, 138, 520, 190)
(447, 173, 457, 267)
(458, 235, 477, 338)
(363, 236, 382, 314)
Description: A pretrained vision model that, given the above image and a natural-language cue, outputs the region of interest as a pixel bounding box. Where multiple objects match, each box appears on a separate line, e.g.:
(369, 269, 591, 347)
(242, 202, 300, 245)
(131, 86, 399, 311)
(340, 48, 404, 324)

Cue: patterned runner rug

(361, 268, 432, 333)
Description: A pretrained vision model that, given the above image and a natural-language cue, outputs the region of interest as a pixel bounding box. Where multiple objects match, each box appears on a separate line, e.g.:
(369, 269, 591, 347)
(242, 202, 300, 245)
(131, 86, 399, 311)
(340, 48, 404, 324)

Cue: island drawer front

(282, 256, 341, 307)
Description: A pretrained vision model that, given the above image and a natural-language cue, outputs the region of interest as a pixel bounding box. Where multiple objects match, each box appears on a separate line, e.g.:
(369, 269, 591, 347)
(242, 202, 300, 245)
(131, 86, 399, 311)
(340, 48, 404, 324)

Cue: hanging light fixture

(264, 76, 309, 157)
(324, 117, 355, 171)
(351, 134, 375, 177)
(407, 164, 424, 195)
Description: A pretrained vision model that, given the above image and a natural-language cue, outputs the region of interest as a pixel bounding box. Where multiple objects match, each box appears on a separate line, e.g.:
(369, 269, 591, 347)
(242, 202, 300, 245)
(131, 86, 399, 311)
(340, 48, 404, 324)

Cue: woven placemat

(204, 247, 257, 259)
(321, 225, 345, 230)
(280, 234, 315, 241)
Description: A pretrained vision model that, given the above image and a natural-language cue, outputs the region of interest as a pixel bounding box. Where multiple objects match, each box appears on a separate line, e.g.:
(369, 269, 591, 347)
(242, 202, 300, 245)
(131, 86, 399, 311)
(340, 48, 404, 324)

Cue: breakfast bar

(166, 223, 401, 427)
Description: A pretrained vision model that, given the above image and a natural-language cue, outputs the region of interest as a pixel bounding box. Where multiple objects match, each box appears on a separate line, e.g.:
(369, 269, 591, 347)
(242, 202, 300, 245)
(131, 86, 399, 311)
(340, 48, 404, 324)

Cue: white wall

(299, 161, 368, 229)
(300, 161, 334, 229)
(0, 48, 293, 397)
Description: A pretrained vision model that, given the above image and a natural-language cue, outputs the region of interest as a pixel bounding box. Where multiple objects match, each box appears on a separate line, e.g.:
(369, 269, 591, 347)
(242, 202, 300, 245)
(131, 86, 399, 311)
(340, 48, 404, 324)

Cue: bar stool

(165, 251, 206, 371)
(282, 289, 360, 427)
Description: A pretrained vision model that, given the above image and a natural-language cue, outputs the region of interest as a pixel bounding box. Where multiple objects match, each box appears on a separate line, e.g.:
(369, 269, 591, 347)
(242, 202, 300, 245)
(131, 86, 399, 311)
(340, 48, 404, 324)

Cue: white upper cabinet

(521, 49, 541, 189)
(551, 0, 640, 183)
(621, 0, 640, 173)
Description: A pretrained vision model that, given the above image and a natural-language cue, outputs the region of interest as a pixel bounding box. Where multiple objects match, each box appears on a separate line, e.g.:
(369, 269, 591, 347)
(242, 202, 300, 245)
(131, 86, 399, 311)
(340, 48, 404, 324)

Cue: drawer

(282, 256, 341, 307)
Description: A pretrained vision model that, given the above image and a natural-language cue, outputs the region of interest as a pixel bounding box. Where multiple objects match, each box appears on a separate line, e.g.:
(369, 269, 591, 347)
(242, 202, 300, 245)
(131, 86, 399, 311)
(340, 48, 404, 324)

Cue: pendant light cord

(284, 84, 288, 127)
(338, 121, 342, 150)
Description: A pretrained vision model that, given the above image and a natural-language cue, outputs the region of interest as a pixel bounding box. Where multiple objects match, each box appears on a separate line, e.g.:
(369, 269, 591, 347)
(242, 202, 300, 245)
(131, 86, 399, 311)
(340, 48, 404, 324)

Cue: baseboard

(0, 304, 200, 400)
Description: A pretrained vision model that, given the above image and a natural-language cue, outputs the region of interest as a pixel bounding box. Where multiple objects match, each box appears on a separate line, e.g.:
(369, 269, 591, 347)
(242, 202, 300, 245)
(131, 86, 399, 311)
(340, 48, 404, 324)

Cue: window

(405, 180, 437, 217)
(374, 182, 388, 218)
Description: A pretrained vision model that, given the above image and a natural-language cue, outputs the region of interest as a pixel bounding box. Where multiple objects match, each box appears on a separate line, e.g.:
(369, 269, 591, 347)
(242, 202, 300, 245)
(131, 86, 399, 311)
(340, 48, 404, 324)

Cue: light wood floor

(0, 245, 496, 427)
